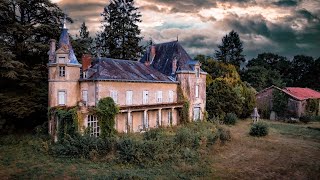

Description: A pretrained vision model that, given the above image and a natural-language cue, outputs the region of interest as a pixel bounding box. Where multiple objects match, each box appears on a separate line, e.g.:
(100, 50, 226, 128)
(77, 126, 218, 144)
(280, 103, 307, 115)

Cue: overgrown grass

(266, 121, 320, 140)
(0, 121, 224, 179)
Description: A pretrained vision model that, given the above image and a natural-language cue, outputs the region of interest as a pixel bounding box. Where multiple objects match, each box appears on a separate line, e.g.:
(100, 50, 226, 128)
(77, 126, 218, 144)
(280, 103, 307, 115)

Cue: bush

(300, 115, 311, 124)
(224, 113, 237, 125)
(249, 122, 268, 137)
(218, 128, 231, 143)
(174, 128, 200, 149)
(116, 137, 139, 163)
(143, 128, 164, 141)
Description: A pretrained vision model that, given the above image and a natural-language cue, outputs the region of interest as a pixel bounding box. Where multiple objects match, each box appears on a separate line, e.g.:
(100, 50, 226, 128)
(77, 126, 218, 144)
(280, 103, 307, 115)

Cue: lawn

(0, 120, 319, 179)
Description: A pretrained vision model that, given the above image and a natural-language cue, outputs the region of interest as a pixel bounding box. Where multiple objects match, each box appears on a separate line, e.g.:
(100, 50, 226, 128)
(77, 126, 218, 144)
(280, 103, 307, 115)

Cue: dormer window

(59, 66, 65, 77)
(83, 71, 87, 79)
(58, 56, 65, 63)
(196, 68, 200, 78)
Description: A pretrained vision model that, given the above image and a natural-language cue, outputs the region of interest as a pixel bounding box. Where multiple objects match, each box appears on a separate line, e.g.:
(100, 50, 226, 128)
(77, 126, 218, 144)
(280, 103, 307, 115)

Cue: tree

(241, 53, 288, 91)
(215, 30, 245, 70)
(98, 0, 143, 59)
(196, 55, 256, 119)
(288, 55, 314, 87)
(72, 22, 93, 61)
(0, 0, 66, 133)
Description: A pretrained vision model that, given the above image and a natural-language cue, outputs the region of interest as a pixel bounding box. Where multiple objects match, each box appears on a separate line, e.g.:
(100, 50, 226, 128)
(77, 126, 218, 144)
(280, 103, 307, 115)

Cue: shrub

(300, 115, 311, 124)
(249, 122, 268, 137)
(116, 137, 139, 163)
(218, 128, 231, 143)
(174, 128, 200, 149)
(143, 128, 164, 141)
(224, 113, 237, 125)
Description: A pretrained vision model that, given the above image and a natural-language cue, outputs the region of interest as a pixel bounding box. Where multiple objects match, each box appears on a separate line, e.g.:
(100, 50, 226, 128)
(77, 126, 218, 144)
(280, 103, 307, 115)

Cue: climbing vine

(272, 89, 288, 117)
(95, 97, 119, 138)
(48, 106, 79, 141)
(306, 99, 320, 116)
(177, 85, 190, 124)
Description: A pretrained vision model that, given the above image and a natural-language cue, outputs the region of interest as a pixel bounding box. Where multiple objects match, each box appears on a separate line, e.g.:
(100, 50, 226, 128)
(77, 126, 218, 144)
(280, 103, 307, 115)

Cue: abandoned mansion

(48, 22, 206, 139)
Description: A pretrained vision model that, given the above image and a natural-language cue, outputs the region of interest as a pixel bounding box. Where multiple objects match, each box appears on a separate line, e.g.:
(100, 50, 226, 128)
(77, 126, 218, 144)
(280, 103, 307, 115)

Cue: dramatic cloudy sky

(51, 0, 320, 59)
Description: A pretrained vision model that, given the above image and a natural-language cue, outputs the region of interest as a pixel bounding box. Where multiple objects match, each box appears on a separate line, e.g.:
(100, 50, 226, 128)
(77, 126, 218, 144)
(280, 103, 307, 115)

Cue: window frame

(157, 91, 163, 103)
(143, 90, 149, 104)
(59, 66, 65, 77)
(126, 90, 133, 105)
(87, 115, 100, 137)
(82, 90, 88, 106)
(195, 85, 199, 98)
(110, 90, 118, 104)
(58, 90, 66, 106)
(169, 90, 174, 103)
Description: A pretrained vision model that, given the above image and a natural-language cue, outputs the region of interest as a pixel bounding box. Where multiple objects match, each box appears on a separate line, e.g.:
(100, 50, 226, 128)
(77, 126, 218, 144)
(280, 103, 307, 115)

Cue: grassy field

(0, 120, 319, 179)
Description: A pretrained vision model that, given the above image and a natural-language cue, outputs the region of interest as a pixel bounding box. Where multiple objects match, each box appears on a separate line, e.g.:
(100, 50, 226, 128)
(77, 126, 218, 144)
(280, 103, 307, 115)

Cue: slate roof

(140, 41, 201, 76)
(57, 28, 79, 64)
(83, 58, 177, 83)
(282, 87, 320, 101)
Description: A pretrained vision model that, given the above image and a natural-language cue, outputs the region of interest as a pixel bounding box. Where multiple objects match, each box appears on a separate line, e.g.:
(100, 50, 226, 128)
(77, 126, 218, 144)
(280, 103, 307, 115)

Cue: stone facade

(48, 23, 206, 139)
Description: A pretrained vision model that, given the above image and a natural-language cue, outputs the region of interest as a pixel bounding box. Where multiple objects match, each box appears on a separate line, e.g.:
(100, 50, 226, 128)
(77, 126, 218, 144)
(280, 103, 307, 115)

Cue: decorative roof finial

(63, 14, 67, 29)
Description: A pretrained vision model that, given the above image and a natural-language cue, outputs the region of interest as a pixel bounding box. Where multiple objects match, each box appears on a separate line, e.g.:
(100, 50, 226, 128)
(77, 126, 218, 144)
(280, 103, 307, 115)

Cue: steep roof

(282, 87, 320, 101)
(57, 28, 79, 64)
(83, 58, 177, 83)
(140, 41, 199, 76)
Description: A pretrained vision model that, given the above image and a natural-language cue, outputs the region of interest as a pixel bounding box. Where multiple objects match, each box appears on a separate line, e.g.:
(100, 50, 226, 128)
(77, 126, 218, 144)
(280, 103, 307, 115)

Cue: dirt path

(210, 120, 320, 180)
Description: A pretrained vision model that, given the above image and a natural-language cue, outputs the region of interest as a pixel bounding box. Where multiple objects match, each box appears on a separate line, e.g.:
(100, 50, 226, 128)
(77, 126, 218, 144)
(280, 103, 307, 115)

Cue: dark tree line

(0, 0, 67, 132)
(241, 53, 320, 92)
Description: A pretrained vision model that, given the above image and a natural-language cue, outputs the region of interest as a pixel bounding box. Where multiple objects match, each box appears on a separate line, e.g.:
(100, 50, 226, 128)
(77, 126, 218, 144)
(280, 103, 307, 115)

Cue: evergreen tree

(72, 22, 93, 61)
(98, 0, 143, 59)
(215, 30, 245, 70)
(0, 0, 66, 133)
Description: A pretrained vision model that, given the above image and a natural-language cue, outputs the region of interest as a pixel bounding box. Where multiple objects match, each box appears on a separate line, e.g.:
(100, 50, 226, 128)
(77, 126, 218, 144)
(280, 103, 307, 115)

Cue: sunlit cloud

(54, 0, 320, 59)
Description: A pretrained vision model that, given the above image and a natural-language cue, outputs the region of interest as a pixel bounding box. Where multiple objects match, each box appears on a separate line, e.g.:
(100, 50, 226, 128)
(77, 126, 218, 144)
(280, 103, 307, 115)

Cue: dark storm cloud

(145, 0, 217, 13)
(272, 0, 301, 7)
(220, 9, 320, 59)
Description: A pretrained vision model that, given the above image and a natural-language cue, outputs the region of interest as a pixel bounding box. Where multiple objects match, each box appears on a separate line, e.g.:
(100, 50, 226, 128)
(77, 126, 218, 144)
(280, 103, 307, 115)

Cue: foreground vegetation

(1, 120, 320, 179)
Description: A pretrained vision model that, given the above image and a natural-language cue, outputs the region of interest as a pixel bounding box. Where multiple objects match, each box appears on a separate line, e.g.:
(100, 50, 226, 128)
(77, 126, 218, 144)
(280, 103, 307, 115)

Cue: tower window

(196, 68, 200, 78)
(195, 85, 199, 98)
(59, 66, 65, 77)
(58, 90, 66, 105)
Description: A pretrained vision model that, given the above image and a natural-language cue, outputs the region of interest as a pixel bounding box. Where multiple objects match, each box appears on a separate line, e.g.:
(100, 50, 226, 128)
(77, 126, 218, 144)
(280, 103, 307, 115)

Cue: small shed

(256, 86, 320, 119)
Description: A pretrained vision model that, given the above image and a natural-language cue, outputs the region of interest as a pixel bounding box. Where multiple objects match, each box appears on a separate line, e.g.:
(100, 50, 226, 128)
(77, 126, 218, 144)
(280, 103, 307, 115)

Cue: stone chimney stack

(150, 45, 156, 63)
(48, 39, 56, 62)
(81, 54, 92, 71)
(172, 58, 177, 75)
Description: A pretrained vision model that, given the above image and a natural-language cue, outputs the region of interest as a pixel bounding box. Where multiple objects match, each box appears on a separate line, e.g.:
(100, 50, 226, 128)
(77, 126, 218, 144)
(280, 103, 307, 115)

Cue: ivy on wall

(177, 85, 190, 124)
(94, 97, 119, 138)
(306, 99, 320, 116)
(48, 106, 79, 140)
(272, 89, 289, 117)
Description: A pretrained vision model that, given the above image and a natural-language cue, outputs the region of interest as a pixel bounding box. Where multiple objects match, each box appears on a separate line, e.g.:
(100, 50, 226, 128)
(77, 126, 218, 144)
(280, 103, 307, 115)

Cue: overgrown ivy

(95, 97, 119, 138)
(306, 99, 320, 116)
(177, 85, 190, 124)
(272, 89, 288, 117)
(48, 106, 79, 141)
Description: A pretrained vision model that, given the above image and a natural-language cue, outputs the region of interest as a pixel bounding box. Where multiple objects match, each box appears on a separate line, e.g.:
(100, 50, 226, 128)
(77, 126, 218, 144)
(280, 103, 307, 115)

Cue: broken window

(169, 90, 174, 103)
(110, 90, 118, 104)
(143, 90, 149, 104)
(126, 91, 133, 105)
(82, 90, 88, 105)
(157, 91, 163, 103)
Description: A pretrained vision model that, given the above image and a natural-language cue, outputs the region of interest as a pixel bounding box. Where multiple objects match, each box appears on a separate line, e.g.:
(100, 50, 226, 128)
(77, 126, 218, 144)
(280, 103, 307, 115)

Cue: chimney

(172, 58, 177, 75)
(82, 54, 92, 71)
(48, 39, 56, 62)
(150, 45, 156, 63)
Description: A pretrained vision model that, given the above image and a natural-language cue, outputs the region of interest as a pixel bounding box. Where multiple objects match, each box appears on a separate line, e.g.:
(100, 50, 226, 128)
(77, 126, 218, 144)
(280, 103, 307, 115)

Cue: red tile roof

(282, 87, 320, 101)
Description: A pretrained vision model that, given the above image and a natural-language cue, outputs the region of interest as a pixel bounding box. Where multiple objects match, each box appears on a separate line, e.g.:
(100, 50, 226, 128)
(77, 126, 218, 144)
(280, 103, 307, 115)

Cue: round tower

(48, 18, 81, 108)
